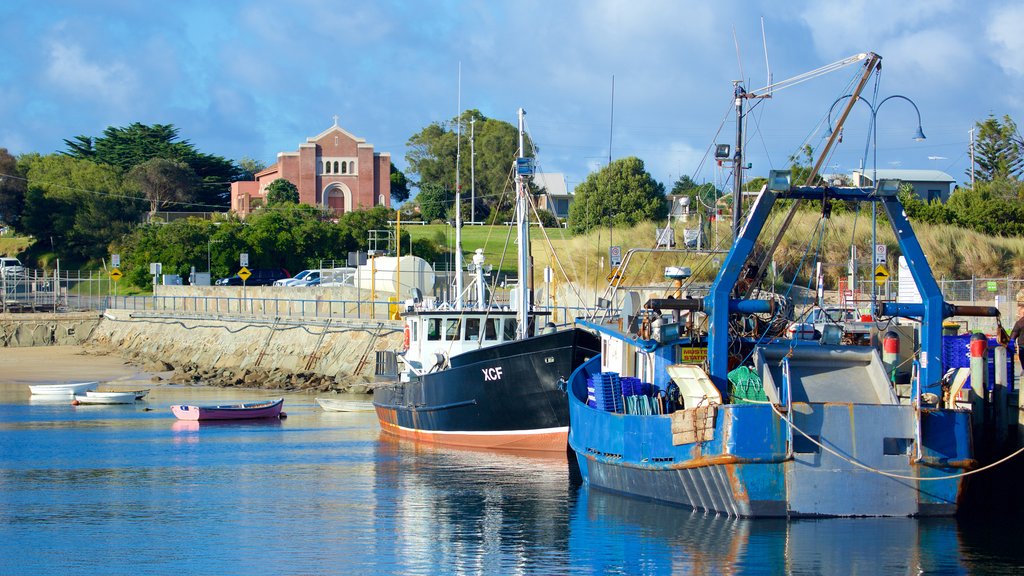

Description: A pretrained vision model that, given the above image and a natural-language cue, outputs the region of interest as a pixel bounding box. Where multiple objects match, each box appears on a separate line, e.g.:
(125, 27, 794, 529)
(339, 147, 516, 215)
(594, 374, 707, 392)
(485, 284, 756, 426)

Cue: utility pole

(969, 127, 976, 188)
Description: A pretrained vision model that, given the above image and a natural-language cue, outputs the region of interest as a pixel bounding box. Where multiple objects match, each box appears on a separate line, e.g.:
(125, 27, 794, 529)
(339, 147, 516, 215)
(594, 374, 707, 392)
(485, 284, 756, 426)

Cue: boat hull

(171, 398, 284, 421)
(74, 392, 136, 404)
(29, 382, 98, 396)
(374, 328, 600, 452)
(568, 357, 969, 518)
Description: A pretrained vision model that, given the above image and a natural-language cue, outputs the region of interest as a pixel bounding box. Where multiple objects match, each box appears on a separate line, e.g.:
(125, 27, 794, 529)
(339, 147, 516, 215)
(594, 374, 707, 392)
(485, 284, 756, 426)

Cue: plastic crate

(590, 373, 623, 412)
(940, 335, 1016, 392)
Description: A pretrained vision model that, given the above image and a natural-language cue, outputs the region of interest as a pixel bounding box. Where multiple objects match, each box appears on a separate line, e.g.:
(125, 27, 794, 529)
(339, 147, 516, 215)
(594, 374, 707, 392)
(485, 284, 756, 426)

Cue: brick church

(230, 118, 391, 217)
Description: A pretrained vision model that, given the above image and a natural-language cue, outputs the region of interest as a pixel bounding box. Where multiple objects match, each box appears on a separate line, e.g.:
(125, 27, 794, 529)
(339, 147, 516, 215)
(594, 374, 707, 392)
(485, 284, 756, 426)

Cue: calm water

(1, 384, 1023, 575)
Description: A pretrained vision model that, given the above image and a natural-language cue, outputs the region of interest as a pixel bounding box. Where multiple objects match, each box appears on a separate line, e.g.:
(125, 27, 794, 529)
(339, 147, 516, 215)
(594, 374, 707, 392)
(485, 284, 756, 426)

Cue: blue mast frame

(703, 183, 947, 397)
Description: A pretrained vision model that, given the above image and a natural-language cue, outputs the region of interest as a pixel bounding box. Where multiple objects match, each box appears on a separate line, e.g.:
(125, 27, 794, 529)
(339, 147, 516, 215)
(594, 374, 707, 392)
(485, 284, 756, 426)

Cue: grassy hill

(405, 214, 1024, 290)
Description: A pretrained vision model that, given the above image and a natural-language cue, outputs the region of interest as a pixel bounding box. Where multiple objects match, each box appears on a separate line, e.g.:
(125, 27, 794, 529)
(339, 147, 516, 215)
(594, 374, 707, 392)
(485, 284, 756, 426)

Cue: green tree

(264, 178, 299, 205)
(414, 182, 452, 223)
(0, 148, 26, 228)
(971, 115, 1022, 182)
(64, 122, 240, 208)
(18, 153, 144, 263)
(567, 157, 667, 234)
(128, 157, 198, 215)
(946, 180, 1024, 236)
(406, 109, 534, 212)
(237, 156, 267, 180)
(390, 163, 411, 203)
(670, 175, 721, 208)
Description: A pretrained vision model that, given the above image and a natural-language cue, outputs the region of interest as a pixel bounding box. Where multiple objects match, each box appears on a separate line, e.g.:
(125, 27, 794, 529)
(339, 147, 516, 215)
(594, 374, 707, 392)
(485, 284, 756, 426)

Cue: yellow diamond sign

(874, 264, 889, 286)
(237, 267, 251, 282)
(109, 268, 123, 281)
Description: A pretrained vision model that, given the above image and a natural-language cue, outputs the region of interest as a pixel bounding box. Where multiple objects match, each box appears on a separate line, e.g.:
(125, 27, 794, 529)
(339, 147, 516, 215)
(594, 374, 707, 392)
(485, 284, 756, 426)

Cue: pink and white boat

(170, 398, 284, 421)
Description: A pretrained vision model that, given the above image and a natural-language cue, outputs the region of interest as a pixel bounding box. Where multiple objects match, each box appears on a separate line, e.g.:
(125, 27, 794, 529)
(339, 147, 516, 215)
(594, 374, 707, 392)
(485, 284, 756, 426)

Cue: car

(274, 269, 316, 287)
(0, 257, 24, 277)
(215, 268, 290, 286)
(291, 270, 321, 287)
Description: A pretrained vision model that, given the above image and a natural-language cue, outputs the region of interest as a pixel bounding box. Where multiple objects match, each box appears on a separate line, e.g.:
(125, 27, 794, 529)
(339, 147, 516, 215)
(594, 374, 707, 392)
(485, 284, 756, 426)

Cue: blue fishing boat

(567, 52, 1000, 517)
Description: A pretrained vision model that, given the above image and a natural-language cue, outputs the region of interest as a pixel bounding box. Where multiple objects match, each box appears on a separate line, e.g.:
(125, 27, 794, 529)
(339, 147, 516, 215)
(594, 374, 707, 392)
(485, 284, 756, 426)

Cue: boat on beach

(316, 398, 374, 412)
(372, 108, 600, 452)
(28, 382, 98, 396)
(567, 52, 1003, 517)
(171, 398, 285, 421)
(73, 391, 138, 405)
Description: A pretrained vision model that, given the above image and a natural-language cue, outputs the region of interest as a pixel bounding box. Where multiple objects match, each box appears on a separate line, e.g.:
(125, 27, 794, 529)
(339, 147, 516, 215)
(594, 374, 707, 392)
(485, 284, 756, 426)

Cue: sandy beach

(1, 345, 163, 386)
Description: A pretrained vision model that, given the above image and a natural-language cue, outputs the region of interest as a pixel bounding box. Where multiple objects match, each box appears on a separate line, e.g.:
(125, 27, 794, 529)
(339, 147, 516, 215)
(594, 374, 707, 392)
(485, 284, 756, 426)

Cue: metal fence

(1, 269, 116, 313)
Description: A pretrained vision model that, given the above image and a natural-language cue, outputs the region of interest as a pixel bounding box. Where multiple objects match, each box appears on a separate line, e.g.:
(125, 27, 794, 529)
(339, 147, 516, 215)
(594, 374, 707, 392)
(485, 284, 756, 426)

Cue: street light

(207, 238, 223, 274)
(825, 93, 926, 314)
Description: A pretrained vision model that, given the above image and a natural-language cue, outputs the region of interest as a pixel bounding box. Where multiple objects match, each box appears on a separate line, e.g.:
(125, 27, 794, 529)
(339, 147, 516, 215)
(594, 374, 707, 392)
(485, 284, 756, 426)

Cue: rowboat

(28, 382, 98, 396)
(171, 398, 284, 421)
(73, 391, 137, 404)
(96, 388, 150, 400)
(316, 398, 374, 412)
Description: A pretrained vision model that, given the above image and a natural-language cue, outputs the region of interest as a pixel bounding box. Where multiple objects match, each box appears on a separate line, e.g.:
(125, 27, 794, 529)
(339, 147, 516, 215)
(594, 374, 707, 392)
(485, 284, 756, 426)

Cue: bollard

(882, 331, 900, 384)
(994, 345, 1008, 445)
(969, 332, 988, 434)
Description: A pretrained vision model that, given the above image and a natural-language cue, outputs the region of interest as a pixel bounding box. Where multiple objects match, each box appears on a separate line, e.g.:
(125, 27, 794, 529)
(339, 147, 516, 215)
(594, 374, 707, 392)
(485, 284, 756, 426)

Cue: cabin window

(427, 318, 442, 341)
(411, 320, 419, 342)
(445, 319, 461, 341)
(484, 319, 498, 341)
(466, 318, 480, 341)
(503, 319, 518, 341)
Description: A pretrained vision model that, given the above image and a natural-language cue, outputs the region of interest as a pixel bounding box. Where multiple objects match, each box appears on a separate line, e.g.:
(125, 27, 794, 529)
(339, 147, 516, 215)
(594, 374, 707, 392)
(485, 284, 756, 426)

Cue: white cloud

(799, 0, 958, 58)
(987, 4, 1024, 76)
(45, 41, 136, 106)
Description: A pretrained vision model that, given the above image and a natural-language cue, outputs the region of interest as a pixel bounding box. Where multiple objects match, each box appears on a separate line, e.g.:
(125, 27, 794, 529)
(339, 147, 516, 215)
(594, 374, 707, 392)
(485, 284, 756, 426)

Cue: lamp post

(826, 93, 926, 314)
(207, 238, 223, 275)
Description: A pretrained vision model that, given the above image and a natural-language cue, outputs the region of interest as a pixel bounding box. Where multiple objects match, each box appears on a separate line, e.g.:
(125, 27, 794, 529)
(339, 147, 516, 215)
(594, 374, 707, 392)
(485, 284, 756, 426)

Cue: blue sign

(516, 158, 535, 176)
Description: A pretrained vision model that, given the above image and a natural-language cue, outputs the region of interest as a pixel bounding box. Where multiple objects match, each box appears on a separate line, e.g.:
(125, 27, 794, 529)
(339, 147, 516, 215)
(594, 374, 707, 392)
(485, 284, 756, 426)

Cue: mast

(453, 64, 465, 307)
(732, 82, 745, 238)
(515, 108, 530, 339)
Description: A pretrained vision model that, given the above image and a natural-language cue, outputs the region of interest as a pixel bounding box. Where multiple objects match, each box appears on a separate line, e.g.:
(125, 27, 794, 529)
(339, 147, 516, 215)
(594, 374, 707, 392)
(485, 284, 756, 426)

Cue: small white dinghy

(73, 391, 137, 405)
(316, 398, 374, 412)
(28, 382, 98, 396)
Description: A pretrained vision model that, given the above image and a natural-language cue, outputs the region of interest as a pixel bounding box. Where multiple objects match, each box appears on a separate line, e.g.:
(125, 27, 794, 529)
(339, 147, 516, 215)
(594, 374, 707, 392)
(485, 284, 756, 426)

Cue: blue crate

(941, 335, 1016, 392)
(591, 372, 623, 413)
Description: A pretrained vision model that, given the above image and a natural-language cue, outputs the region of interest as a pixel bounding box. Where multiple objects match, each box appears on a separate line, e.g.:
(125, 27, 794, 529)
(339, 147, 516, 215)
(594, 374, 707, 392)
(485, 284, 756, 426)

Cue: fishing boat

(73, 391, 137, 405)
(373, 108, 600, 451)
(171, 398, 285, 421)
(316, 397, 374, 412)
(28, 382, 98, 396)
(567, 52, 999, 517)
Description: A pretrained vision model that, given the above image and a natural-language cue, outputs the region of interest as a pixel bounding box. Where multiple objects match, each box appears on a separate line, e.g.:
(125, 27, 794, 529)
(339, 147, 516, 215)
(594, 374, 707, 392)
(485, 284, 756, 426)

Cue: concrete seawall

(0, 312, 102, 347)
(87, 310, 404, 392)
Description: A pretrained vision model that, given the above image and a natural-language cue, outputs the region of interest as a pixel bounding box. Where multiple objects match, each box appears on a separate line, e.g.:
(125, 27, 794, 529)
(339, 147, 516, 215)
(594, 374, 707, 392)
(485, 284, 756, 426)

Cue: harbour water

(1, 384, 1023, 575)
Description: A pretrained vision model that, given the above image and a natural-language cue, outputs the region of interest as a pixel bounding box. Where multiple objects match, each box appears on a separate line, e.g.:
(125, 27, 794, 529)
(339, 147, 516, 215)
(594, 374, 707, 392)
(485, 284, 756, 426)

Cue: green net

(728, 366, 768, 404)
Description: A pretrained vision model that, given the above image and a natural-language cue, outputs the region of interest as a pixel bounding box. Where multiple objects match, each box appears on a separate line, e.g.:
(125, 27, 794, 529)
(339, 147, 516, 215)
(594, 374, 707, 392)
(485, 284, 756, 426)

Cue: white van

(0, 257, 24, 277)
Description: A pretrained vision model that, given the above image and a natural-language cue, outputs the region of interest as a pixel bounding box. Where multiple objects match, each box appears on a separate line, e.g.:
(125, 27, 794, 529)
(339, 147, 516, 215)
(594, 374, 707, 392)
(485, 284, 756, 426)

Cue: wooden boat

(73, 391, 137, 404)
(96, 388, 150, 400)
(28, 382, 98, 396)
(316, 397, 374, 412)
(171, 398, 284, 421)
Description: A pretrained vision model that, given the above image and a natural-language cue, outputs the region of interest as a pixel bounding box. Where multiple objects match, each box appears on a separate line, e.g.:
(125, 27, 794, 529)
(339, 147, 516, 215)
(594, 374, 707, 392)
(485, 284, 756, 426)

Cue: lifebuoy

(403, 324, 411, 350)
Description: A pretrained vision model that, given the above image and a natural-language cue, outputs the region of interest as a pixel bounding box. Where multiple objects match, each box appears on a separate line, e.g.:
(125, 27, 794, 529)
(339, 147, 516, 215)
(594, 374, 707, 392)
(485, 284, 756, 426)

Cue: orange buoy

(71, 399, 80, 406)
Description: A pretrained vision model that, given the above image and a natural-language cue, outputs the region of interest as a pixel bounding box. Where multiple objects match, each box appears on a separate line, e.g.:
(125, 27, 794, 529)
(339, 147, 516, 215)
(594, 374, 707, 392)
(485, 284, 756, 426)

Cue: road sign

(240, 253, 249, 267)
(149, 262, 162, 275)
(109, 268, 122, 281)
(874, 264, 889, 286)
(111, 253, 120, 268)
(609, 245, 622, 267)
(237, 267, 251, 282)
(875, 244, 887, 265)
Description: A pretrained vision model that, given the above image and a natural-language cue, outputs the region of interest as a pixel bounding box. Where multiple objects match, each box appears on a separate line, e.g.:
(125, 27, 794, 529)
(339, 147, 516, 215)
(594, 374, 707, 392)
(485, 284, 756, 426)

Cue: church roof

(307, 118, 366, 145)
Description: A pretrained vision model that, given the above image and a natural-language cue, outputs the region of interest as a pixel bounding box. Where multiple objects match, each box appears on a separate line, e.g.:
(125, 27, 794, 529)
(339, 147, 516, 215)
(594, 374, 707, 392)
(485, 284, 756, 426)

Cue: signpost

(875, 243, 887, 266)
(609, 245, 622, 268)
(874, 264, 889, 286)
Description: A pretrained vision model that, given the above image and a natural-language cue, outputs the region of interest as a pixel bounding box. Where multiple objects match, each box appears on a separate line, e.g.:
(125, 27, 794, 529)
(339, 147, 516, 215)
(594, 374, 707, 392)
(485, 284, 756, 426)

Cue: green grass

(0, 236, 32, 257)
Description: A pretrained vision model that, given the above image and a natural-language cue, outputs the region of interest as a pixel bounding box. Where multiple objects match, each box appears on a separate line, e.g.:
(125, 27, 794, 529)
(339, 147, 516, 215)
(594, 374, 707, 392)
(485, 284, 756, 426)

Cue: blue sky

(2, 0, 1022, 199)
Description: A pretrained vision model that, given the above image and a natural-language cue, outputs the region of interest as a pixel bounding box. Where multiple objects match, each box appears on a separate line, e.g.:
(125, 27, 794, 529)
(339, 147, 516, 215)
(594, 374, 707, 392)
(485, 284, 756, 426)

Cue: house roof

(532, 173, 569, 197)
(852, 169, 955, 183)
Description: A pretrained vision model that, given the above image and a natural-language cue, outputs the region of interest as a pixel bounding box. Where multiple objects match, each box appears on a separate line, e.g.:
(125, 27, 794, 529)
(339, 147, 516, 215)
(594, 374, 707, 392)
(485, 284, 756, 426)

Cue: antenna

(608, 75, 615, 165)
(732, 26, 745, 87)
(761, 17, 772, 96)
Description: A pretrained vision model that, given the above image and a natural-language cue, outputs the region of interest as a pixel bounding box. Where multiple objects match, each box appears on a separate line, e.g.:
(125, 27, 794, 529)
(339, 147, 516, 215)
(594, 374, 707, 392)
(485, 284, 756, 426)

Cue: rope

(762, 400, 1024, 481)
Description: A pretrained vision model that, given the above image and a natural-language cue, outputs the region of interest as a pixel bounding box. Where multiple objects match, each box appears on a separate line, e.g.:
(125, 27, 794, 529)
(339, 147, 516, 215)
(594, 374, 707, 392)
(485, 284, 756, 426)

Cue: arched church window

(333, 161, 339, 173)
(349, 161, 355, 174)
(341, 162, 347, 175)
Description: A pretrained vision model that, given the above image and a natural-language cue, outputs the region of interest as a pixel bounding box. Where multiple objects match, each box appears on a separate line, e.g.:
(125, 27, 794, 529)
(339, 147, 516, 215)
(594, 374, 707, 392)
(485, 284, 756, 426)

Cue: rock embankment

(89, 310, 403, 394)
(0, 312, 102, 347)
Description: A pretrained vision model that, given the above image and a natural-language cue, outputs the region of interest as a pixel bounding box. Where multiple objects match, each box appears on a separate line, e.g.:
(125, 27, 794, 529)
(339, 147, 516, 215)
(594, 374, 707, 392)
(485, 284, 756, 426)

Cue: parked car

(291, 270, 321, 287)
(0, 257, 24, 277)
(215, 268, 290, 286)
(274, 269, 314, 287)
